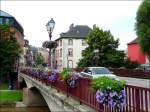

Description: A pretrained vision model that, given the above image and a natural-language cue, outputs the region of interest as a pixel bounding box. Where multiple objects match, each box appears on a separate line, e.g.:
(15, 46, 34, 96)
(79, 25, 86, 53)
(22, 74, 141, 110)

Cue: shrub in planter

(60, 68, 71, 83)
(91, 76, 126, 109)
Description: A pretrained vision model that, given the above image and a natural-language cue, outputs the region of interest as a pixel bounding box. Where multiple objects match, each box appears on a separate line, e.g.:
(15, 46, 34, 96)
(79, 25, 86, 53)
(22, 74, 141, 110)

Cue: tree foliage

(34, 52, 44, 66)
(77, 25, 125, 68)
(135, 0, 150, 61)
(0, 25, 21, 76)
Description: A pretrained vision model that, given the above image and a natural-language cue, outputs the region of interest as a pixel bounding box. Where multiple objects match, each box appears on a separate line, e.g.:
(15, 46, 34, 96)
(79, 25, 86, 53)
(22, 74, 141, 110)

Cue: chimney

(69, 23, 74, 30)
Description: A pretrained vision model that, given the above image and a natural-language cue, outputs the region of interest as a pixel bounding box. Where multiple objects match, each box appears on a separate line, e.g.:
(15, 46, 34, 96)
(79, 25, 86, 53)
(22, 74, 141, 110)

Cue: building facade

(127, 38, 149, 64)
(26, 46, 49, 66)
(55, 24, 91, 71)
(0, 10, 25, 67)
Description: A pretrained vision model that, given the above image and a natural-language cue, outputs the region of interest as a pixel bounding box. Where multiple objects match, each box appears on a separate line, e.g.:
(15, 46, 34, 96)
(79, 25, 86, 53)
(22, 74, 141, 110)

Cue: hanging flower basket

(57, 75, 63, 81)
(60, 69, 80, 88)
(48, 70, 58, 83)
(66, 72, 80, 88)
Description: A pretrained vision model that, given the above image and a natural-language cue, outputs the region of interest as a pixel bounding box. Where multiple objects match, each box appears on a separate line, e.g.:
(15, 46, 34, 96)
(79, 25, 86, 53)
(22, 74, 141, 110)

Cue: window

(68, 39, 73, 45)
(57, 41, 59, 47)
(60, 48, 62, 57)
(55, 50, 58, 58)
(57, 50, 59, 58)
(82, 39, 87, 46)
(5, 18, 9, 24)
(68, 60, 73, 68)
(68, 48, 73, 56)
(60, 40, 62, 46)
(59, 60, 62, 67)
(0, 18, 2, 25)
(2, 18, 6, 25)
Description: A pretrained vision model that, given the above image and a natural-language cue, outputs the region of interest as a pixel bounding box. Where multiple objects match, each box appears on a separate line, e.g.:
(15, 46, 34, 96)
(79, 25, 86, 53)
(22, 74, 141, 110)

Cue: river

(0, 107, 50, 112)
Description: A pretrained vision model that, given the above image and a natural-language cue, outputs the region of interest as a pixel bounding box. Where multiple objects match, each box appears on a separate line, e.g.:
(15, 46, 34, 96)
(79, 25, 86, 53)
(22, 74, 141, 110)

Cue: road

(118, 76, 150, 88)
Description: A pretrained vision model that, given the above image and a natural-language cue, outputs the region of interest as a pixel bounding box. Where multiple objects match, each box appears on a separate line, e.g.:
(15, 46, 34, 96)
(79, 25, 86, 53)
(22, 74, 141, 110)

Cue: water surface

(0, 107, 50, 112)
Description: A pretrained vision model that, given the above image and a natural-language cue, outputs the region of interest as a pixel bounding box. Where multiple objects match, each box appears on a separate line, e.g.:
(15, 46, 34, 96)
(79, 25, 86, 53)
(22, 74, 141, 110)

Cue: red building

(127, 38, 146, 64)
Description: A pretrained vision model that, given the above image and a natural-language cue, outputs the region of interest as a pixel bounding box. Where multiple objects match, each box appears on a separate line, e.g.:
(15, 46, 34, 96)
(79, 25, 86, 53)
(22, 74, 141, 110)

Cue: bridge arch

(20, 75, 66, 111)
(20, 78, 50, 111)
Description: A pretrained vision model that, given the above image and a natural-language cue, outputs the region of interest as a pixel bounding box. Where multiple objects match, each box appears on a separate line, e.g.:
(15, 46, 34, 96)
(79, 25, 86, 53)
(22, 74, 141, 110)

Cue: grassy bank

(0, 90, 22, 102)
(0, 83, 8, 90)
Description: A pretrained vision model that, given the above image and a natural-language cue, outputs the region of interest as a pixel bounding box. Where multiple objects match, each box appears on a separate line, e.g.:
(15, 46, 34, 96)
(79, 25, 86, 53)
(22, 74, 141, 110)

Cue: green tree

(135, 0, 150, 62)
(77, 25, 125, 68)
(124, 58, 140, 69)
(0, 24, 21, 77)
(34, 52, 44, 66)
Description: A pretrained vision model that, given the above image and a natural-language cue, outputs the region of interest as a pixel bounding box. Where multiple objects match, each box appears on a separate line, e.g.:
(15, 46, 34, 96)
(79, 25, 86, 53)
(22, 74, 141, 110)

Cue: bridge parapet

(19, 69, 150, 112)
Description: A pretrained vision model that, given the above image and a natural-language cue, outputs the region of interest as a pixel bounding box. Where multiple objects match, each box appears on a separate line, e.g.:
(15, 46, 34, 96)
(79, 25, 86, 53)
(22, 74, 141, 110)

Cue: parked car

(140, 64, 150, 71)
(80, 67, 118, 79)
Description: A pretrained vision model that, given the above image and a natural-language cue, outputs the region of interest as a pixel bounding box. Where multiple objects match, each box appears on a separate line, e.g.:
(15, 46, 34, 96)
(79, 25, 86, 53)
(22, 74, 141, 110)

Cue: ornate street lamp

(43, 18, 57, 68)
(46, 18, 55, 40)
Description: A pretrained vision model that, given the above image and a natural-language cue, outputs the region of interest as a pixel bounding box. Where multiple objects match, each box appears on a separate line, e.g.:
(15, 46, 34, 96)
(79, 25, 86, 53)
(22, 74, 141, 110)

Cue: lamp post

(45, 18, 57, 68)
(93, 49, 99, 66)
(46, 18, 55, 67)
(67, 54, 69, 69)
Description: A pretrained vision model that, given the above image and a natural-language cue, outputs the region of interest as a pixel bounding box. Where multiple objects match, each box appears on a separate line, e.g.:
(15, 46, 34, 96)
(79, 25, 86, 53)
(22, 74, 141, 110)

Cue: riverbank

(0, 90, 22, 102)
(0, 89, 50, 112)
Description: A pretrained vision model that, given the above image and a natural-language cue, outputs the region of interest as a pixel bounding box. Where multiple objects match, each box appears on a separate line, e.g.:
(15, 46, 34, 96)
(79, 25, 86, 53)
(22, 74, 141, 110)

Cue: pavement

(118, 76, 150, 88)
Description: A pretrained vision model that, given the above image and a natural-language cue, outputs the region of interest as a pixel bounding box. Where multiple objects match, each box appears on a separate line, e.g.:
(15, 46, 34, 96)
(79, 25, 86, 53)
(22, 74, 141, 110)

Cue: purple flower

(67, 73, 79, 88)
(96, 89, 126, 109)
(109, 92, 115, 97)
(49, 70, 58, 82)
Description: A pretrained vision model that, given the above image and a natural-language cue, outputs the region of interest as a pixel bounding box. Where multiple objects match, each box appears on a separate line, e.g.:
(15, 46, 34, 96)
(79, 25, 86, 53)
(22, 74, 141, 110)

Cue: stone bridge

(19, 73, 95, 112)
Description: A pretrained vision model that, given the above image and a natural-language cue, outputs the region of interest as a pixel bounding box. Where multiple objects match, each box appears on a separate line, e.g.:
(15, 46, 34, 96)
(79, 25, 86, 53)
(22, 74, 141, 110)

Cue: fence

(49, 78, 150, 112)
(21, 69, 150, 112)
(110, 68, 150, 79)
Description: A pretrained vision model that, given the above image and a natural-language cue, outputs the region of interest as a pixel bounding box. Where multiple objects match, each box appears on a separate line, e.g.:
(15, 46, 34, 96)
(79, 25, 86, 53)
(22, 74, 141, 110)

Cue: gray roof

(0, 10, 24, 35)
(128, 38, 138, 45)
(0, 10, 13, 18)
(56, 24, 91, 40)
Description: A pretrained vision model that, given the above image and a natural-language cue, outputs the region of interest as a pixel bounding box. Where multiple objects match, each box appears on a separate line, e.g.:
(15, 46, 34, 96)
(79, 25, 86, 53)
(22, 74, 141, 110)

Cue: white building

(55, 24, 91, 71)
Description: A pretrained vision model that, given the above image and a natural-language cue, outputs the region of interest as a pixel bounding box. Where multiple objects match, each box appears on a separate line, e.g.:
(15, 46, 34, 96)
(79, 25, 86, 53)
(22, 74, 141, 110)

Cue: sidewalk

(118, 76, 150, 88)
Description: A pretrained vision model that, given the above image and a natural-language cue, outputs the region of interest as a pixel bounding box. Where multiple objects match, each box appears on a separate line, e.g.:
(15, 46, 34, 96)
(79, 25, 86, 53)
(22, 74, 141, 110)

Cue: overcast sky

(1, 1, 142, 50)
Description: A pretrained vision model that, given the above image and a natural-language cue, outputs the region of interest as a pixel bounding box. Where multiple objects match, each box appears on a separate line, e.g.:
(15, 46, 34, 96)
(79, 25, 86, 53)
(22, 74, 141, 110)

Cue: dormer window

(68, 39, 73, 45)
(60, 40, 62, 46)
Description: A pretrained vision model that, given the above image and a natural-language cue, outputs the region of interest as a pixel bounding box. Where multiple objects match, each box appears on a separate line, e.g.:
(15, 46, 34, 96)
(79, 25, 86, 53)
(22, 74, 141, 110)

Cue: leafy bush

(91, 76, 126, 92)
(124, 59, 140, 69)
(60, 68, 71, 82)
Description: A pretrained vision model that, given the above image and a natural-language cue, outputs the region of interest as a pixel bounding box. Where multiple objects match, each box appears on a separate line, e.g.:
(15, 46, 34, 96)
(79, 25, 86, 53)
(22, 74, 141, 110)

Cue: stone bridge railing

(19, 73, 95, 112)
